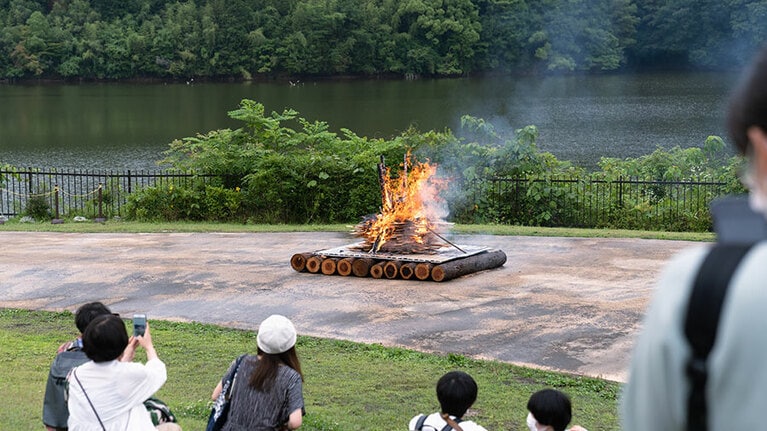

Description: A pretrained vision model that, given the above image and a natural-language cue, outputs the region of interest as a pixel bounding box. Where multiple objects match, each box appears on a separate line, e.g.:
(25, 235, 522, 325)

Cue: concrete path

(0, 231, 699, 382)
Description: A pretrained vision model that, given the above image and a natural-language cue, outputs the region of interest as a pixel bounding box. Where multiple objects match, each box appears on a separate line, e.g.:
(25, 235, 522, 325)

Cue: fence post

(52, 184, 63, 224)
(619, 176, 624, 208)
(95, 183, 106, 223)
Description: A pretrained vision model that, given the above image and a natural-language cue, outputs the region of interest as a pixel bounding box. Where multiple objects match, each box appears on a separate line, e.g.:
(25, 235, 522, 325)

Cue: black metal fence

(0, 169, 221, 219)
(0, 168, 733, 230)
(458, 176, 731, 230)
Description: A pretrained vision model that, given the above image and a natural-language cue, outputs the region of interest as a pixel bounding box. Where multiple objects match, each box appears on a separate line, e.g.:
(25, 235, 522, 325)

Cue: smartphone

(133, 314, 147, 337)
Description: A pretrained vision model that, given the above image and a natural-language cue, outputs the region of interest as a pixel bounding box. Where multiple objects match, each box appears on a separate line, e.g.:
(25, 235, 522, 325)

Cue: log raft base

(290, 242, 506, 282)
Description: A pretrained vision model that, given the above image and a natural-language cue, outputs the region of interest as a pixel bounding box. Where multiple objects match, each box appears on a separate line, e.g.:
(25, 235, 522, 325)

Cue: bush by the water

(123, 99, 746, 231)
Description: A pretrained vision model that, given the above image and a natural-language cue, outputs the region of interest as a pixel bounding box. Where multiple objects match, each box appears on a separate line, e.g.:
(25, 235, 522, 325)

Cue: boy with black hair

(526, 389, 588, 431)
(42, 301, 113, 431)
(409, 371, 488, 431)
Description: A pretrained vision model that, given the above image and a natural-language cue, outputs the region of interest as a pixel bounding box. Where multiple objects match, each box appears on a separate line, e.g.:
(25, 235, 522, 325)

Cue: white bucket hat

(257, 314, 297, 354)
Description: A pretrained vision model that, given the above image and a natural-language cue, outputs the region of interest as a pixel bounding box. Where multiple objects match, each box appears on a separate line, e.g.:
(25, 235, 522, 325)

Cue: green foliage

(132, 99, 743, 232)
(23, 192, 51, 220)
(2, 0, 764, 79)
(123, 182, 243, 222)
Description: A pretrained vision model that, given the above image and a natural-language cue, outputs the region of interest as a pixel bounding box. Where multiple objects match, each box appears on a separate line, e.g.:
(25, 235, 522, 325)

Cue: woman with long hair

(211, 314, 304, 430)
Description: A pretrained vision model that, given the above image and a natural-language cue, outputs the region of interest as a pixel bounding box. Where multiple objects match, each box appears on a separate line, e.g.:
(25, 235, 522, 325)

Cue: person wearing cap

(210, 314, 305, 430)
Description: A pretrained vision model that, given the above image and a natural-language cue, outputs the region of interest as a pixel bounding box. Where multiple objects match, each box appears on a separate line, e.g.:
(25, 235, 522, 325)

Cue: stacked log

(290, 249, 506, 282)
(337, 258, 354, 276)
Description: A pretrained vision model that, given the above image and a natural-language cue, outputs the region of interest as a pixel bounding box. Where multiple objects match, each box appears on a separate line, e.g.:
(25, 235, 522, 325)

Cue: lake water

(0, 71, 742, 171)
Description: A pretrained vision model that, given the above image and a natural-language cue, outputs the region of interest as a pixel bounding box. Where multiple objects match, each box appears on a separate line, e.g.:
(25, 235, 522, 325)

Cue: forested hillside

(1, 0, 765, 80)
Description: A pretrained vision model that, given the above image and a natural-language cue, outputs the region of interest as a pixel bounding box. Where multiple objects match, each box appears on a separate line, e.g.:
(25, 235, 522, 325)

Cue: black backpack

(43, 348, 90, 428)
(683, 243, 753, 431)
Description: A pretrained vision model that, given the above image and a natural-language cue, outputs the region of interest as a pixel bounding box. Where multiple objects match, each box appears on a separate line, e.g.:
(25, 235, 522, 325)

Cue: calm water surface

(0, 72, 740, 171)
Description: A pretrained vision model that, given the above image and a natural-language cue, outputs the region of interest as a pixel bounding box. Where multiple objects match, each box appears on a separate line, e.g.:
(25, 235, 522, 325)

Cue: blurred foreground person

(622, 45, 767, 430)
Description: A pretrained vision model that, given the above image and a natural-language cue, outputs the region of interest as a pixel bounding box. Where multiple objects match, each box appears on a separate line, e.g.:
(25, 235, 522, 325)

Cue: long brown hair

(249, 346, 303, 391)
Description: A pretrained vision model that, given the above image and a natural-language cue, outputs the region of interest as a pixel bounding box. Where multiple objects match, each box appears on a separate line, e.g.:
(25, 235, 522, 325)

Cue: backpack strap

(439, 413, 463, 431)
(414, 414, 428, 430)
(684, 243, 753, 431)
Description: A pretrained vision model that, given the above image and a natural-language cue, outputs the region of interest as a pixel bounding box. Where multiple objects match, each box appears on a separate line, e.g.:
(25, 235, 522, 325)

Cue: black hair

(527, 389, 572, 431)
(250, 346, 304, 391)
(728, 45, 767, 155)
(436, 371, 478, 418)
(75, 301, 112, 334)
(82, 314, 128, 363)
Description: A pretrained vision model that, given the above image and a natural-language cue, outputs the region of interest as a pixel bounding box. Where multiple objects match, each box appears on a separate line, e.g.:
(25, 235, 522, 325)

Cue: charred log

(400, 262, 417, 279)
(383, 261, 401, 279)
(430, 250, 507, 282)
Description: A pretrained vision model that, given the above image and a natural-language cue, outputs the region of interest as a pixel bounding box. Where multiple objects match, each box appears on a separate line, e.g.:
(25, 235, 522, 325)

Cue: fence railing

(0, 169, 223, 219)
(0, 168, 732, 230)
(459, 176, 730, 230)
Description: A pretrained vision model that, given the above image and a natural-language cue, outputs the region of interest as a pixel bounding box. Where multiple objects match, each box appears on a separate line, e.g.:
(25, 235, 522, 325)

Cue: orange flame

(357, 153, 447, 253)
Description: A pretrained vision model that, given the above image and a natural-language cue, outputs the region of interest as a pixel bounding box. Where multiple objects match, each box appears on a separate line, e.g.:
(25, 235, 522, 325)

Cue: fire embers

(353, 153, 448, 254)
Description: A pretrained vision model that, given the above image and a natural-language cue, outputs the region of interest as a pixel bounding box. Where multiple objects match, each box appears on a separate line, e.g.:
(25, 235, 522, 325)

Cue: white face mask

(527, 412, 539, 431)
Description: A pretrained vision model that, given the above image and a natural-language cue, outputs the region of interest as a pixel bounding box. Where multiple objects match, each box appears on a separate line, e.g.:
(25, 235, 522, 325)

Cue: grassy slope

(2, 310, 620, 431)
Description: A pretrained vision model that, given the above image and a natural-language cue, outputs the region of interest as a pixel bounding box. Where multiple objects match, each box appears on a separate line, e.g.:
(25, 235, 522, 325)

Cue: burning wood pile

(290, 153, 506, 282)
(353, 154, 450, 254)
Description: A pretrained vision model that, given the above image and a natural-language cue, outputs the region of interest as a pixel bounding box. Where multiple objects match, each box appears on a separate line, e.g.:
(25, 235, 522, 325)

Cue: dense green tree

(6, 0, 767, 80)
(528, 0, 637, 72)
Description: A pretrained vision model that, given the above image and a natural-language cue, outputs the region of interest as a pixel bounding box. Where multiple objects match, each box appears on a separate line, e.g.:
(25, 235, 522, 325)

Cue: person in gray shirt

(211, 315, 305, 431)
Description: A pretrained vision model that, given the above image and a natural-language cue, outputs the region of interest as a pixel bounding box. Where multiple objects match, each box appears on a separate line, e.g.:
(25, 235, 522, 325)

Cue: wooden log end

(383, 261, 402, 279)
(306, 255, 322, 273)
(400, 262, 416, 280)
(352, 258, 374, 277)
(321, 257, 338, 275)
(337, 258, 354, 276)
(370, 262, 385, 279)
(415, 263, 433, 280)
(290, 253, 312, 272)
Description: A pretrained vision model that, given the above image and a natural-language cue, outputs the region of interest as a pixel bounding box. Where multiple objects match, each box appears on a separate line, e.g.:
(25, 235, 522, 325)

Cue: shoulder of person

(459, 420, 489, 431)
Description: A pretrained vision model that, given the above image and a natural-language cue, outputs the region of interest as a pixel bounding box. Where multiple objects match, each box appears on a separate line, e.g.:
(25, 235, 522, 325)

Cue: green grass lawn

(2, 309, 621, 431)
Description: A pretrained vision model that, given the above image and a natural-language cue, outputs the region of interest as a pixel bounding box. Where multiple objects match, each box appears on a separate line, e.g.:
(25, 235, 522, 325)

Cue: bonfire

(353, 153, 451, 254)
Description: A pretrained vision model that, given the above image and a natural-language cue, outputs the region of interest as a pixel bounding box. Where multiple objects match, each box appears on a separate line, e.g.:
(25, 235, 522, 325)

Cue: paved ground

(0, 231, 699, 382)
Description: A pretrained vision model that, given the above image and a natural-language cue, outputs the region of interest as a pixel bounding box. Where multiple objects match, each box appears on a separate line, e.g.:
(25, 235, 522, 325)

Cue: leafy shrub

(123, 183, 243, 222)
(24, 194, 51, 221)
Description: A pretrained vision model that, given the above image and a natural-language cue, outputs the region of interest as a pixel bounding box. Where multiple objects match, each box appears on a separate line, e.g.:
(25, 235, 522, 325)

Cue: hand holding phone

(133, 314, 147, 337)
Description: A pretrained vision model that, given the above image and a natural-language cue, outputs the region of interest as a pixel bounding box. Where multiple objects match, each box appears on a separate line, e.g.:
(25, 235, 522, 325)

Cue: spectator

(621, 45, 767, 430)
(43, 301, 113, 431)
(526, 389, 587, 431)
(210, 314, 305, 430)
(408, 371, 487, 431)
(67, 314, 180, 430)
